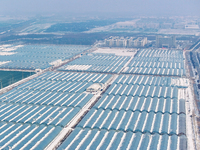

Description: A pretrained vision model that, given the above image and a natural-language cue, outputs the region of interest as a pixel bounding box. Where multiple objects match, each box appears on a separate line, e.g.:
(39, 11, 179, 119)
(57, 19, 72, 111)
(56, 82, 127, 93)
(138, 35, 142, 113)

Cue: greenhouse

(123, 49, 186, 77)
(0, 48, 190, 150)
(58, 53, 131, 73)
(0, 45, 90, 70)
(0, 71, 111, 149)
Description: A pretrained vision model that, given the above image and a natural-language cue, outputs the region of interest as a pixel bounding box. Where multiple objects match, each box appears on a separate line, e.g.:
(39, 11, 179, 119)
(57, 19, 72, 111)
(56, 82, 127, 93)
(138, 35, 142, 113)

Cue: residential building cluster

(104, 36, 148, 48)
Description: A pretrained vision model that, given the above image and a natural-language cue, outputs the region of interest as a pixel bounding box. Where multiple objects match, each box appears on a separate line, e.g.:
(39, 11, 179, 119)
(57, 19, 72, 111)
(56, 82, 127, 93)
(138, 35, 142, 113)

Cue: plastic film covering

(179, 99, 186, 114)
(0, 71, 114, 148)
(0, 122, 62, 150)
(105, 83, 178, 99)
(123, 49, 186, 77)
(93, 94, 180, 114)
(58, 128, 181, 150)
(76, 108, 182, 135)
(58, 53, 131, 73)
(179, 114, 186, 135)
(179, 135, 187, 150)
(0, 45, 90, 70)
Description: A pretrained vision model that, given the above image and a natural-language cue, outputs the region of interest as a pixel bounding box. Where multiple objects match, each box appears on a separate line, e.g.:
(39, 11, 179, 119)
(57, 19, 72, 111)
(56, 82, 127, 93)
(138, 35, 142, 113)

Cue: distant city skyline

(0, 0, 200, 17)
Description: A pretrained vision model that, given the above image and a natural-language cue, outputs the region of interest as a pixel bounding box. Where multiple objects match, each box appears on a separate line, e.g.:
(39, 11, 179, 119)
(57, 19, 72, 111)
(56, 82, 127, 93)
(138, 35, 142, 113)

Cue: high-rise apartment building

(104, 36, 147, 48)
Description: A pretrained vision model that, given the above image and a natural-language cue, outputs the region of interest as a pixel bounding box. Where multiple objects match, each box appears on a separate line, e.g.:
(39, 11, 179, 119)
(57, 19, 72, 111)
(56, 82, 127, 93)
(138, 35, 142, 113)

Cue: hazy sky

(0, 0, 200, 16)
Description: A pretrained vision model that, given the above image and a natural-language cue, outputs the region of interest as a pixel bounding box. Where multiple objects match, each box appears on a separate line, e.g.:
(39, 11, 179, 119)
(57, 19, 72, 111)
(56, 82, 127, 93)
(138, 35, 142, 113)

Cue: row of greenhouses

(58, 53, 131, 73)
(16, 79, 94, 93)
(129, 59, 184, 68)
(0, 45, 90, 70)
(77, 108, 185, 135)
(136, 49, 184, 59)
(123, 49, 186, 76)
(58, 128, 187, 150)
(93, 94, 185, 114)
(34, 71, 112, 83)
(123, 67, 186, 76)
(114, 74, 188, 88)
(0, 122, 62, 150)
(105, 83, 179, 98)
(0, 102, 80, 127)
(0, 90, 93, 107)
